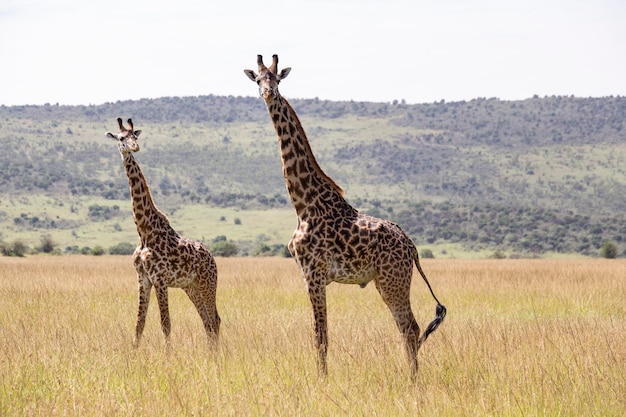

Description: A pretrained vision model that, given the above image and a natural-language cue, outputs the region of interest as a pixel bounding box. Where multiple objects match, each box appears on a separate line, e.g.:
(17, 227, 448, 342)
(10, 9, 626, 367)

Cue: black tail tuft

(436, 303, 447, 319)
(419, 303, 447, 346)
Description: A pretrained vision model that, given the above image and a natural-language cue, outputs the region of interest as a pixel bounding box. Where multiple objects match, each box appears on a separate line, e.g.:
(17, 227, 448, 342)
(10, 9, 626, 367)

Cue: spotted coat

(106, 118, 220, 347)
(245, 56, 445, 378)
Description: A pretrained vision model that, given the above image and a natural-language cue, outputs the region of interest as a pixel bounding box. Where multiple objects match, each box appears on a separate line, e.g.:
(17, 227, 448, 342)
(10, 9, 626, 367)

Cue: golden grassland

(0, 256, 624, 416)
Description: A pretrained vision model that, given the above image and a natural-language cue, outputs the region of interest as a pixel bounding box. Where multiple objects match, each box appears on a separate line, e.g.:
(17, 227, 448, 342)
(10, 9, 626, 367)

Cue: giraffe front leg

(134, 277, 152, 348)
(306, 279, 328, 377)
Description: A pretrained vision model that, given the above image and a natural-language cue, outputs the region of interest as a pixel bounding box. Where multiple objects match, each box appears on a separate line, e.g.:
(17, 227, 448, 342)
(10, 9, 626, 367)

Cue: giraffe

(245, 55, 446, 378)
(106, 118, 220, 347)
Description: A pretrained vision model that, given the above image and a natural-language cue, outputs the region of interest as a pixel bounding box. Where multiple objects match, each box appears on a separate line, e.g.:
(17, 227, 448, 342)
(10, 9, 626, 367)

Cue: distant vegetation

(1, 94, 625, 257)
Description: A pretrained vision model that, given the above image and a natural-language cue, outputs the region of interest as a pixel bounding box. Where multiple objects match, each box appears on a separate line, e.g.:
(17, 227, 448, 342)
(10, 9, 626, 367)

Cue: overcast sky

(1, 0, 624, 106)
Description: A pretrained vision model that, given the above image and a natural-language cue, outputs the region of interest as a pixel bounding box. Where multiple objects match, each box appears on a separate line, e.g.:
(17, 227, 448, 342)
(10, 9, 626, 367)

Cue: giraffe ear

(278, 67, 291, 81)
(244, 69, 257, 82)
(134, 130, 142, 137)
(106, 132, 119, 140)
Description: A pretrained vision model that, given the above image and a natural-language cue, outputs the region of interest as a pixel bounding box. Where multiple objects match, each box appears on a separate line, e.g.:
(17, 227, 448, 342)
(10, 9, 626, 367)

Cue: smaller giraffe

(106, 118, 220, 347)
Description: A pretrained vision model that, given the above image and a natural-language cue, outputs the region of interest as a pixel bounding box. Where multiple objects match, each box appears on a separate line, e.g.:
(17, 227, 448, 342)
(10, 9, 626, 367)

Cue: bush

(91, 246, 105, 256)
(1, 240, 29, 257)
(65, 246, 80, 254)
(109, 242, 137, 255)
(490, 249, 507, 259)
(38, 234, 57, 254)
(420, 249, 435, 259)
(600, 241, 618, 259)
(210, 240, 239, 257)
(278, 245, 292, 258)
(253, 243, 273, 256)
(88, 204, 121, 221)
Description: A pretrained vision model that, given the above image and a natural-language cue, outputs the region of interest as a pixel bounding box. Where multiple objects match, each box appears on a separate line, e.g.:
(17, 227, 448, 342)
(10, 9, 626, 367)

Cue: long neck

(122, 152, 171, 243)
(265, 95, 348, 217)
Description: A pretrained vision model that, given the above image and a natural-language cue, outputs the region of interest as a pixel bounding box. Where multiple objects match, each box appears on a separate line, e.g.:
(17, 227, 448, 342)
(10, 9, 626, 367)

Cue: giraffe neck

(122, 152, 172, 244)
(265, 95, 350, 218)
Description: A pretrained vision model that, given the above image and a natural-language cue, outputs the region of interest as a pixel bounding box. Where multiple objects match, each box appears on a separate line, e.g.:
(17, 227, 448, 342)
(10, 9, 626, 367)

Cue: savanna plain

(0, 256, 624, 416)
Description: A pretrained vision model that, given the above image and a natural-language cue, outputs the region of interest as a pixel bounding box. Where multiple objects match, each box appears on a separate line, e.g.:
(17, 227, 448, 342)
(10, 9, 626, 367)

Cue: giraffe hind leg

(185, 285, 219, 345)
(375, 278, 421, 379)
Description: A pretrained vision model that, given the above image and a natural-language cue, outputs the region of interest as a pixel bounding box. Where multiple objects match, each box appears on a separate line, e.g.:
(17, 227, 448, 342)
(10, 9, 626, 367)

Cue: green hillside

(1, 95, 625, 257)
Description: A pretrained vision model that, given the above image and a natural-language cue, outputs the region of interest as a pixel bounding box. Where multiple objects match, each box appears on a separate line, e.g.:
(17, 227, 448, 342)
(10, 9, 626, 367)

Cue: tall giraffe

(245, 55, 446, 378)
(106, 118, 220, 347)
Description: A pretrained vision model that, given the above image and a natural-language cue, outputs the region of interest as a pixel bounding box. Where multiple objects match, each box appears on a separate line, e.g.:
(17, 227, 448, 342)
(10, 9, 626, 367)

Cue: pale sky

(1, 0, 625, 106)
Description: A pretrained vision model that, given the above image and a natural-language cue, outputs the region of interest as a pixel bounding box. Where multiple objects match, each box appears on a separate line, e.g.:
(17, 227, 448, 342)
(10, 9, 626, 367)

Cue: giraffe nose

(261, 87, 272, 99)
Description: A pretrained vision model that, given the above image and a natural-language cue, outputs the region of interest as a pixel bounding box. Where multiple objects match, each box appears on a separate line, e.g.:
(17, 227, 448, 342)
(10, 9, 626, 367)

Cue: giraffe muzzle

(261, 86, 279, 100)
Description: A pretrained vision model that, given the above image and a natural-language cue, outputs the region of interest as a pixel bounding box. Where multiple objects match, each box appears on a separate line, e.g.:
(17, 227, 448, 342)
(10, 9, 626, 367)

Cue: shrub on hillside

(210, 240, 239, 257)
(600, 241, 618, 259)
(109, 242, 137, 255)
(0, 240, 29, 257)
(37, 234, 57, 254)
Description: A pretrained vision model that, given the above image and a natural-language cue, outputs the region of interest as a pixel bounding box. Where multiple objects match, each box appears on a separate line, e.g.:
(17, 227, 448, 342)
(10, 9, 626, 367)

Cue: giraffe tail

(414, 252, 447, 347)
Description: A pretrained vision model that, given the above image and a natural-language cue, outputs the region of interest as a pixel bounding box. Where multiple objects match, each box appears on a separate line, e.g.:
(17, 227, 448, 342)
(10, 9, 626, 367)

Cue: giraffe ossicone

(106, 118, 220, 348)
(245, 55, 446, 379)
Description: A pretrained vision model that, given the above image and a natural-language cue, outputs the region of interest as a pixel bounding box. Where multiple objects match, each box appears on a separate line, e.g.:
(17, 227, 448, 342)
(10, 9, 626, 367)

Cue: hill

(1, 95, 625, 257)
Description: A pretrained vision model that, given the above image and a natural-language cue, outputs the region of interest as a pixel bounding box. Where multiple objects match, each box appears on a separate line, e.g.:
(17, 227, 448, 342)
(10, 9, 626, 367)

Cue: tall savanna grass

(1, 256, 624, 416)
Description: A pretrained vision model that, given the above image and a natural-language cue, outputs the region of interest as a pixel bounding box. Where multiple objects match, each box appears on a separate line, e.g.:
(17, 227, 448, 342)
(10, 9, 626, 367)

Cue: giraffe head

(106, 118, 142, 155)
(244, 54, 291, 100)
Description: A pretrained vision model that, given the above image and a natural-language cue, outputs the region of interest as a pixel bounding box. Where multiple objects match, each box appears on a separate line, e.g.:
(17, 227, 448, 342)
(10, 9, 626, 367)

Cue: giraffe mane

(282, 98, 344, 197)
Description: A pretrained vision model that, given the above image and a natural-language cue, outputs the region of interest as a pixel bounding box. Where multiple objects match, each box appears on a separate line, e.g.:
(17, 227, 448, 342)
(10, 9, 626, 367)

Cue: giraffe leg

(134, 277, 152, 348)
(375, 278, 421, 379)
(306, 279, 328, 376)
(201, 266, 221, 342)
(154, 284, 171, 344)
(202, 281, 221, 343)
(184, 285, 219, 345)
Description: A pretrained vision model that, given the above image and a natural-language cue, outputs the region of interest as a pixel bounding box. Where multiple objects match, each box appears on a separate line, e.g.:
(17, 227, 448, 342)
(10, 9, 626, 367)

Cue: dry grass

(1, 256, 624, 416)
